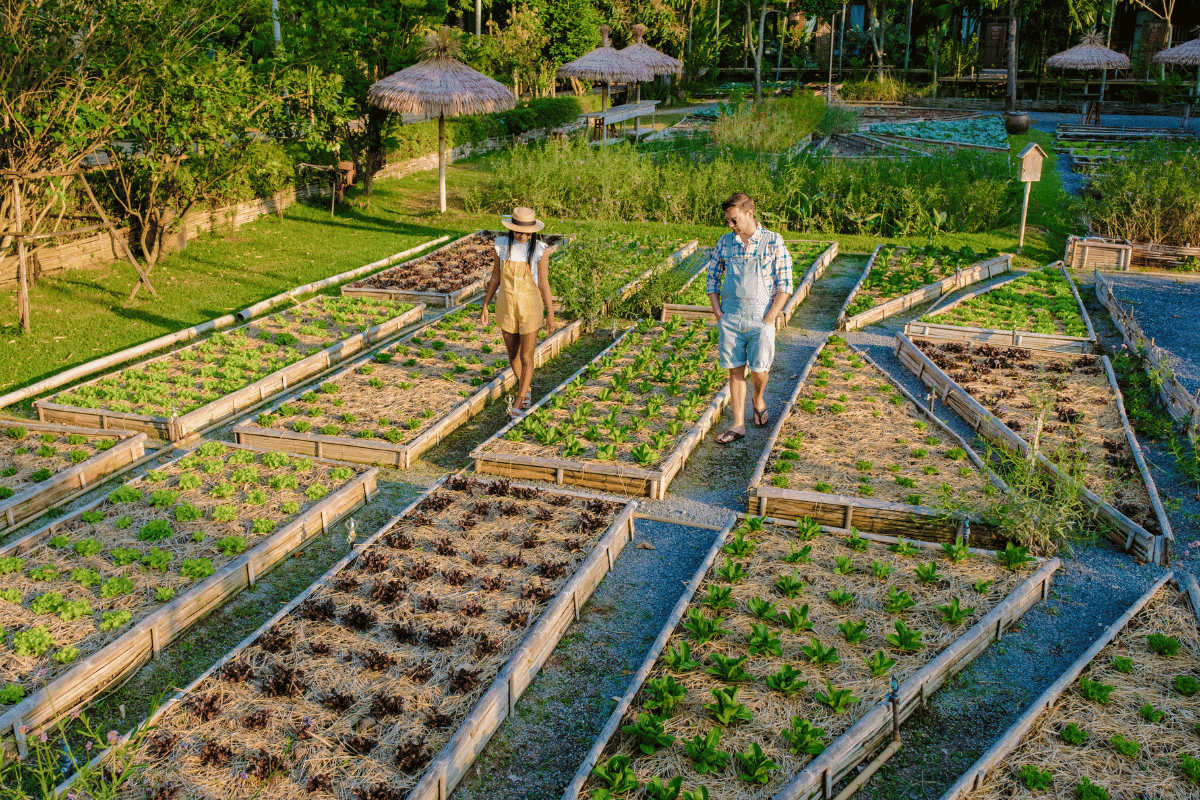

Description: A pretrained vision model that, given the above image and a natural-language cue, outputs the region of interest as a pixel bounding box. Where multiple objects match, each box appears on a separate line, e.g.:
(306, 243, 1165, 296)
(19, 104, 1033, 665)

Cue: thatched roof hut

(620, 25, 682, 76)
(558, 25, 654, 111)
(1152, 37, 1200, 67)
(1045, 33, 1129, 103)
(369, 26, 515, 213)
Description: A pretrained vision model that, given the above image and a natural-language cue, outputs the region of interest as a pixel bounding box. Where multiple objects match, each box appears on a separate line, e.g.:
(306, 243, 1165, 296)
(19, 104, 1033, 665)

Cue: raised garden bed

(942, 571, 1199, 799)
(342, 231, 564, 308)
(895, 333, 1172, 565)
(747, 335, 1006, 547)
(471, 317, 731, 499)
(1094, 268, 1200, 430)
(838, 245, 1011, 332)
(661, 241, 838, 330)
(564, 516, 1060, 800)
(0, 442, 376, 755)
(0, 422, 147, 540)
(904, 262, 1096, 354)
(36, 295, 424, 441)
(77, 475, 640, 800)
(233, 305, 584, 467)
(867, 117, 1009, 151)
(550, 236, 698, 321)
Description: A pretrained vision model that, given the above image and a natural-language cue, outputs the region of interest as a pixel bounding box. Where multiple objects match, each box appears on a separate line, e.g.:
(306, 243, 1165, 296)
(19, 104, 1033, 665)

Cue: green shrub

(1083, 140, 1200, 248)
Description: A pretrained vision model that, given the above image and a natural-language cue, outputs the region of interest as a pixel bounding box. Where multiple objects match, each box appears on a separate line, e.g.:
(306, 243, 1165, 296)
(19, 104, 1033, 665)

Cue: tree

(279, 0, 449, 195)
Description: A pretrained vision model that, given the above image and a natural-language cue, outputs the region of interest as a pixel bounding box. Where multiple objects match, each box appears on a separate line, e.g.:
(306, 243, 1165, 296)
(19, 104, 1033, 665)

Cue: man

(705, 193, 794, 444)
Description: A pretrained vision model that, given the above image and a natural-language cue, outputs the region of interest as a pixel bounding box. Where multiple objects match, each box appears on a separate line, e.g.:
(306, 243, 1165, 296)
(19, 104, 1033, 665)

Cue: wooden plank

(841, 254, 1012, 332)
(938, 572, 1174, 800)
(34, 301, 425, 441)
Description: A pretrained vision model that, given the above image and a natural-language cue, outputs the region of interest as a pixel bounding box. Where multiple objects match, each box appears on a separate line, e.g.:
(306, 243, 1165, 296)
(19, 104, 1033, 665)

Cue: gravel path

(1102, 271, 1200, 398)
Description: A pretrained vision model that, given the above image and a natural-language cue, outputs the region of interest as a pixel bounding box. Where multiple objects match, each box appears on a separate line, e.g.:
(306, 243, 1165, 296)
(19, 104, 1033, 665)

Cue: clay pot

(1004, 111, 1031, 135)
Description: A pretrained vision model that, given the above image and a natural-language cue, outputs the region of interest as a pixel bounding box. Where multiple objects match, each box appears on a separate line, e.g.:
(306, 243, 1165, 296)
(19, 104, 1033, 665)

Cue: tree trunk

(715, 0, 722, 68)
(931, 22, 942, 97)
(743, 3, 750, 68)
(475, 0, 481, 37)
(1005, 0, 1018, 111)
(903, 0, 914, 79)
(753, 1, 768, 101)
(866, 0, 885, 82)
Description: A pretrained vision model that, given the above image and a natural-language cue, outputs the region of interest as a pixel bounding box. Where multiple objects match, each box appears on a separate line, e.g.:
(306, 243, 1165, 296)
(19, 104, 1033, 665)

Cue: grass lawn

(1, 129, 1075, 405)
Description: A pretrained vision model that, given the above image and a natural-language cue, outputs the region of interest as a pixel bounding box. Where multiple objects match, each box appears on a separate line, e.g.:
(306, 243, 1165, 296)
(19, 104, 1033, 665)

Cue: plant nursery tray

(471, 318, 731, 500)
(838, 245, 1011, 332)
(940, 571, 1198, 800)
(551, 238, 698, 319)
(0, 422, 147, 540)
(342, 230, 564, 308)
(563, 515, 1060, 800)
(0, 442, 376, 757)
(904, 261, 1096, 354)
(67, 475, 643, 800)
(232, 307, 584, 468)
(35, 295, 425, 441)
(660, 241, 839, 330)
(747, 334, 1007, 548)
(894, 332, 1172, 565)
(1094, 268, 1200, 429)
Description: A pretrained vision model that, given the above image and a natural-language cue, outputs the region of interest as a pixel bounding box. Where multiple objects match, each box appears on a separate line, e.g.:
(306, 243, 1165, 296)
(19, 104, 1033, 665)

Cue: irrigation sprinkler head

(504, 394, 514, 415)
(345, 518, 357, 545)
(962, 518, 970, 548)
(926, 390, 935, 413)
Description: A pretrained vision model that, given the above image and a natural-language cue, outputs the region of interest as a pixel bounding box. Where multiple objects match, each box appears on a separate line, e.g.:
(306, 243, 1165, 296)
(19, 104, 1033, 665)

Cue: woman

(481, 206, 556, 415)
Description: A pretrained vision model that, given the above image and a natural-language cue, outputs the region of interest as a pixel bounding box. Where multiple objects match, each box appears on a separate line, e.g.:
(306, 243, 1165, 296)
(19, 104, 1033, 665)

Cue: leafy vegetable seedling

(734, 742, 779, 785)
(1060, 722, 1089, 745)
(707, 653, 754, 682)
(684, 728, 730, 774)
(765, 665, 808, 696)
(782, 717, 826, 755)
(621, 713, 674, 755)
(1018, 765, 1053, 791)
(814, 679, 858, 714)
(704, 685, 753, 725)
(1079, 678, 1113, 704)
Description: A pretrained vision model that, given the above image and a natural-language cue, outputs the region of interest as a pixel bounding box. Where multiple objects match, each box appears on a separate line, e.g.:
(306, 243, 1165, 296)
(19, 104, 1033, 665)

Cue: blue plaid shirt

(704, 224, 794, 297)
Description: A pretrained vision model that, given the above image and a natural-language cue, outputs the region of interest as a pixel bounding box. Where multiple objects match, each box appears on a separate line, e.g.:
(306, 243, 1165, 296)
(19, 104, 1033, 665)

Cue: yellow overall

(496, 257, 543, 335)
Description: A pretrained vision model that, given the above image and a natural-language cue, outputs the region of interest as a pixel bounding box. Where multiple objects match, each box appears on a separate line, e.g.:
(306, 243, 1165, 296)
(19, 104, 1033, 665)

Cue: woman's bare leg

(516, 332, 538, 406)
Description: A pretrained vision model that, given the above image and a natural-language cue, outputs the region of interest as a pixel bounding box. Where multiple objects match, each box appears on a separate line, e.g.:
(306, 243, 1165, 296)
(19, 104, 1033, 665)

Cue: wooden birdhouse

(1017, 142, 1047, 183)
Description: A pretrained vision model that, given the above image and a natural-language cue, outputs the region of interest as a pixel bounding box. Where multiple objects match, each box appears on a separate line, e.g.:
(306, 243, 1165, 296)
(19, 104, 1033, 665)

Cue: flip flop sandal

(715, 429, 745, 445)
(753, 407, 770, 428)
(520, 393, 532, 410)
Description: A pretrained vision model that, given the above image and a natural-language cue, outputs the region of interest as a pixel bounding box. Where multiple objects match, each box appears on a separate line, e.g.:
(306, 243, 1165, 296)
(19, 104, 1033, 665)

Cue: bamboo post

(438, 112, 447, 214)
(12, 178, 30, 334)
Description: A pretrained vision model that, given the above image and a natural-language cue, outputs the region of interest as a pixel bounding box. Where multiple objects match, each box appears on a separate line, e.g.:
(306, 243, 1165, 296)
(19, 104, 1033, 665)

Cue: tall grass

(1082, 140, 1200, 247)
(839, 78, 931, 103)
(710, 94, 827, 154)
(470, 137, 1014, 236)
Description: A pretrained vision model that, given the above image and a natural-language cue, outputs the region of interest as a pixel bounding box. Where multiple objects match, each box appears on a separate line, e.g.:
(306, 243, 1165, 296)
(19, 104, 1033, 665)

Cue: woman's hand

(481, 305, 489, 326)
(544, 313, 557, 334)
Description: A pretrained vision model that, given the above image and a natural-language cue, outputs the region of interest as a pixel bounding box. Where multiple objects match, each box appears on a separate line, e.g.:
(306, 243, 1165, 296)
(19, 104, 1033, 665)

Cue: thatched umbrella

(557, 25, 654, 113)
(368, 26, 516, 213)
(620, 24, 682, 103)
(1152, 33, 1200, 97)
(1046, 32, 1130, 102)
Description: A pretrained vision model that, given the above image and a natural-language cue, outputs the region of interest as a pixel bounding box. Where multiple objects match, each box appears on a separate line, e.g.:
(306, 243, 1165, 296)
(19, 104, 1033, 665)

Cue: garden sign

(1017, 142, 1046, 252)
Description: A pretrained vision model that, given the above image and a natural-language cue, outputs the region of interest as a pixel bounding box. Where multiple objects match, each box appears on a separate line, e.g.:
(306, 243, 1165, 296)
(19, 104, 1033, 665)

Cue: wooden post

(438, 112, 447, 214)
(12, 178, 30, 334)
(1018, 180, 1032, 252)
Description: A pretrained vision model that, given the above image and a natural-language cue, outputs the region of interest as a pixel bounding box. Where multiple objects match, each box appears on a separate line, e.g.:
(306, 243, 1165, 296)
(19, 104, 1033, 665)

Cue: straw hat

(502, 207, 545, 233)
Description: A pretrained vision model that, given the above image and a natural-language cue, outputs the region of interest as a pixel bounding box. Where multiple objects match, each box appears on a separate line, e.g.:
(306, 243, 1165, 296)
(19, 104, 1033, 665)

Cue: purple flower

(38, 730, 47, 743)
(86, 741, 93, 752)
(107, 730, 119, 745)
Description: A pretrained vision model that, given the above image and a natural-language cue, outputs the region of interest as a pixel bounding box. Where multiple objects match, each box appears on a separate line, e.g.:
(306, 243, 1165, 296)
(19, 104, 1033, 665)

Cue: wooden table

(581, 101, 661, 144)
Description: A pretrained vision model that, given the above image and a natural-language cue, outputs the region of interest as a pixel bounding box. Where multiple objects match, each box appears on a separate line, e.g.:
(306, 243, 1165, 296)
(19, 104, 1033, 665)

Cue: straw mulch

(1046, 33, 1131, 71)
(477, 318, 724, 471)
(0, 427, 124, 497)
(969, 587, 1200, 799)
(243, 305, 521, 446)
(586, 520, 1032, 799)
(0, 444, 367, 696)
(916, 341, 1161, 534)
(766, 337, 993, 508)
(119, 477, 625, 800)
(51, 295, 411, 419)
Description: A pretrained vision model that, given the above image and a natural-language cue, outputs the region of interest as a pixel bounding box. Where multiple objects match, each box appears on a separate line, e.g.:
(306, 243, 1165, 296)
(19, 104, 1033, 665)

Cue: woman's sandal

(753, 406, 769, 428)
(715, 428, 745, 445)
(520, 392, 532, 410)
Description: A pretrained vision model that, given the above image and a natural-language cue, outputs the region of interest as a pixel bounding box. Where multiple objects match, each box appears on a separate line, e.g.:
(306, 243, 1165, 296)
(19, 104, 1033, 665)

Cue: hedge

(386, 96, 583, 161)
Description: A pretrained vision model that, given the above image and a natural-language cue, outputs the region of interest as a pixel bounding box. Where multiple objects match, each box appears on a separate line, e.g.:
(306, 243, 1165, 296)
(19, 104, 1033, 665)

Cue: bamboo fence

(1064, 235, 1133, 271)
(660, 241, 839, 330)
(233, 319, 584, 467)
(893, 332, 1170, 565)
(0, 423, 146, 539)
(561, 515, 1061, 800)
(471, 326, 731, 500)
(1, 443, 377, 758)
(937, 571, 1183, 799)
(34, 302, 426, 441)
(839, 252, 1012, 332)
(1093, 268, 1200, 432)
(746, 335, 1009, 548)
(56, 476, 651, 800)
(904, 261, 1097, 354)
